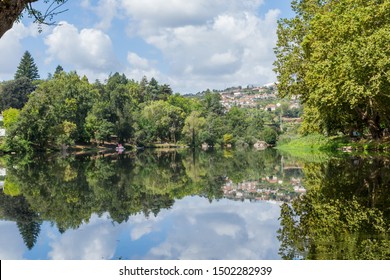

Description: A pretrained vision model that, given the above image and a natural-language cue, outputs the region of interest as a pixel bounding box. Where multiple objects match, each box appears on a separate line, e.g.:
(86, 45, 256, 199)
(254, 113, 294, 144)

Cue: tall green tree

(14, 51, 40, 80)
(274, 0, 390, 139)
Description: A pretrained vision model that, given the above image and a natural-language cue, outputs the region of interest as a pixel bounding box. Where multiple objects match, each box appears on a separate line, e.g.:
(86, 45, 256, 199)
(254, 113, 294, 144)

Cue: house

(0, 129, 5, 137)
(265, 104, 277, 111)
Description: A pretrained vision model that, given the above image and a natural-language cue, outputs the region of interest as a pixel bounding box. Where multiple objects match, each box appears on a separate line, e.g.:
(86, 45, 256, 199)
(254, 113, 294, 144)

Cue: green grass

(276, 133, 390, 154)
(277, 133, 332, 151)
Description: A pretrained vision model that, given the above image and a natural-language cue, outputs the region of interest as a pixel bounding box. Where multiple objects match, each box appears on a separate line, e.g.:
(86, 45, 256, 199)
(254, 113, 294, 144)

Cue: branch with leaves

(0, 0, 68, 38)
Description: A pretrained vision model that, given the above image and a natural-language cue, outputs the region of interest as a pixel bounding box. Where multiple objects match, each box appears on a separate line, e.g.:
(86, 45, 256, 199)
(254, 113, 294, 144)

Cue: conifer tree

(14, 51, 40, 80)
(54, 65, 64, 76)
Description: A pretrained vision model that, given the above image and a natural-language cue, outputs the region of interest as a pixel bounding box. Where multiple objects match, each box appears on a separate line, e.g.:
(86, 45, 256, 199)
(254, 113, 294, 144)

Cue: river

(0, 148, 388, 259)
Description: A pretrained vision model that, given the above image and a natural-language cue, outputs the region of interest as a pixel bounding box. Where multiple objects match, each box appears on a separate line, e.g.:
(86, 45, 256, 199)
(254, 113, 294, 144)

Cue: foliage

(4, 72, 97, 150)
(274, 0, 390, 139)
(259, 126, 278, 145)
(14, 51, 40, 80)
(202, 90, 225, 116)
(277, 133, 331, 151)
(1, 69, 289, 151)
(137, 101, 185, 144)
(182, 111, 206, 147)
(2, 108, 20, 129)
(0, 77, 35, 111)
(3, 178, 21, 196)
(223, 133, 234, 145)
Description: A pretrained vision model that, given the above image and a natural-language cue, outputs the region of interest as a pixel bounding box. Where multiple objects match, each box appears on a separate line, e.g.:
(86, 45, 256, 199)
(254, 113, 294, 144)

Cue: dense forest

(0, 51, 290, 152)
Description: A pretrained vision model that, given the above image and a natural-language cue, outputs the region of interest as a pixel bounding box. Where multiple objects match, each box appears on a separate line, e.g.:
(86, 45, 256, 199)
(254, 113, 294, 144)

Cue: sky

(0, 0, 294, 94)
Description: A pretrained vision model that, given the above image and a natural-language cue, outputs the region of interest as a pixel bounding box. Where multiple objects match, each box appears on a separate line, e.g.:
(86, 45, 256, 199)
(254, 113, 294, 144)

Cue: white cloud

(101, 0, 278, 92)
(124, 52, 163, 82)
(44, 21, 121, 80)
(120, 0, 264, 33)
(0, 23, 39, 80)
(81, 0, 120, 30)
(48, 214, 118, 260)
(130, 197, 281, 260)
(127, 52, 150, 69)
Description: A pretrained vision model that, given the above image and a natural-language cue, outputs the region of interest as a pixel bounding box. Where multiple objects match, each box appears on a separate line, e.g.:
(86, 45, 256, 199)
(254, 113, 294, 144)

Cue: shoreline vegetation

(0, 69, 282, 155)
(3, 133, 390, 157)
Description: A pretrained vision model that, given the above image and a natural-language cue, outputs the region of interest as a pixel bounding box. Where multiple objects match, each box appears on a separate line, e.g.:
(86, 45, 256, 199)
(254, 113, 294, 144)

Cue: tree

(182, 111, 206, 147)
(259, 126, 278, 145)
(0, 77, 35, 110)
(0, 0, 69, 38)
(274, 0, 390, 139)
(137, 101, 185, 144)
(5, 72, 98, 150)
(14, 51, 40, 80)
(202, 90, 225, 116)
(54, 65, 64, 76)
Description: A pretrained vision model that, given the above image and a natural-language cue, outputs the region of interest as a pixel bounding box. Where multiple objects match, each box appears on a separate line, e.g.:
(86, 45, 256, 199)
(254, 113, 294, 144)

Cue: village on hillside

(218, 84, 301, 114)
(189, 83, 302, 118)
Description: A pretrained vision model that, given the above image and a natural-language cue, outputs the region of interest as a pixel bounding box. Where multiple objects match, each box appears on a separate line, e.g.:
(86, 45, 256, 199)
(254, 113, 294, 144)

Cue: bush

(259, 127, 278, 145)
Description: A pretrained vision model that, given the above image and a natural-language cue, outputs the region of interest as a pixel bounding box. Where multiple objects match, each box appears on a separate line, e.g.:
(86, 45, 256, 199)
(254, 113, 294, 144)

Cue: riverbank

(276, 133, 390, 153)
(0, 140, 189, 155)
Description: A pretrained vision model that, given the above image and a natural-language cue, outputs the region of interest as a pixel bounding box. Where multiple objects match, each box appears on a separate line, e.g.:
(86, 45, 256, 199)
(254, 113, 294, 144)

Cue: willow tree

(274, 0, 390, 139)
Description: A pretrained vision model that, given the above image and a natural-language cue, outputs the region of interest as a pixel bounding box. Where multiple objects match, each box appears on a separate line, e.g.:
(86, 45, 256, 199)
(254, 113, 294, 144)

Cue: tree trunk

(356, 107, 383, 140)
(0, 0, 37, 38)
(367, 114, 382, 140)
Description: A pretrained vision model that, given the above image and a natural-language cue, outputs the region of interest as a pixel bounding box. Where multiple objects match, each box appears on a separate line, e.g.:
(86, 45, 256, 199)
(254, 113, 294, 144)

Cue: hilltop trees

(274, 0, 390, 139)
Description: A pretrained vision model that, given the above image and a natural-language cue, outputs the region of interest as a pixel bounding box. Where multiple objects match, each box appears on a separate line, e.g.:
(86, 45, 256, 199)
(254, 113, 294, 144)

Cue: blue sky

(0, 0, 293, 93)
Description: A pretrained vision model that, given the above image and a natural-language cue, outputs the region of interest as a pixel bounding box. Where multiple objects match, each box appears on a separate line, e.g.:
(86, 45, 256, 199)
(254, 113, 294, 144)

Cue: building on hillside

(265, 104, 277, 111)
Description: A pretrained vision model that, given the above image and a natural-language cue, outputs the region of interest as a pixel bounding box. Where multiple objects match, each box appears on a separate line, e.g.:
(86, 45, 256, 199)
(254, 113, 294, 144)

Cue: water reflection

(0, 149, 303, 259)
(278, 155, 390, 260)
(0, 149, 388, 259)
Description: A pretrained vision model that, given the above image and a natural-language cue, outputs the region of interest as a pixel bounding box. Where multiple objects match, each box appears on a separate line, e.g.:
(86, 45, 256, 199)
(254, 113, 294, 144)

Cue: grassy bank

(276, 133, 390, 153)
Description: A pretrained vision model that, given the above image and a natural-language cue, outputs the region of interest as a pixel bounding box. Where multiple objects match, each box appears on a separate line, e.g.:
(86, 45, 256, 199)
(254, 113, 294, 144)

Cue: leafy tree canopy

(274, 0, 390, 139)
(0, 77, 35, 110)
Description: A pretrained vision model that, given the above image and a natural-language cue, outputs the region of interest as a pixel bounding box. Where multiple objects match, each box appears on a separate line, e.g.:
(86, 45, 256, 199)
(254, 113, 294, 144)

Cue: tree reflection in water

(0, 148, 293, 250)
(3, 149, 388, 259)
(278, 156, 390, 260)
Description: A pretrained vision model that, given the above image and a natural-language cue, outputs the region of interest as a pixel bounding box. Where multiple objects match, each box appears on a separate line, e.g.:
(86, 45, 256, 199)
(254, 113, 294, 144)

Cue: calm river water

(0, 149, 389, 259)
